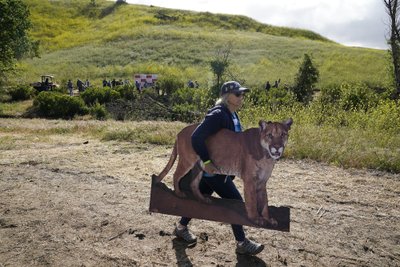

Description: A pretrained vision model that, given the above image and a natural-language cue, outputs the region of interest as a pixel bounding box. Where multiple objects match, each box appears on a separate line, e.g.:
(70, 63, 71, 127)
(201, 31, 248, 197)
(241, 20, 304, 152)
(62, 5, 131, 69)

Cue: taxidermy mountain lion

(152, 118, 293, 226)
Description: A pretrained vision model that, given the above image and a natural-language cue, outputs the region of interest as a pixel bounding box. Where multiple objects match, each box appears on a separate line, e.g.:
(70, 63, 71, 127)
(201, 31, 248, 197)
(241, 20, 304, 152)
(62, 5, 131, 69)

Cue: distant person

(135, 80, 141, 93)
(188, 80, 194, 88)
(265, 81, 271, 91)
(77, 79, 84, 92)
(273, 80, 279, 88)
(111, 79, 116, 88)
(102, 79, 107, 87)
(44, 78, 50, 91)
(85, 79, 90, 89)
(67, 80, 73, 96)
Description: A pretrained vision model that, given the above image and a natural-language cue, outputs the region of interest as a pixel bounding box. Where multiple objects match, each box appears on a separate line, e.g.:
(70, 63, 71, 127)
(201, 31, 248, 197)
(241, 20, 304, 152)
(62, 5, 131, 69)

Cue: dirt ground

(0, 119, 399, 267)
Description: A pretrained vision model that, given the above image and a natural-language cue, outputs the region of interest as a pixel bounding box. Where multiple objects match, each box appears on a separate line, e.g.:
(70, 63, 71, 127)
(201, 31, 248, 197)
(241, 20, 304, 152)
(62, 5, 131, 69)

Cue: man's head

(220, 81, 249, 96)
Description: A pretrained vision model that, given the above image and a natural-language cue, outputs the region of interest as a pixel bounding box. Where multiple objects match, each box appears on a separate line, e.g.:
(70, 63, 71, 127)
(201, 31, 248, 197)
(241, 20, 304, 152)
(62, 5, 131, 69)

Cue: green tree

(383, 0, 400, 97)
(210, 44, 232, 97)
(293, 53, 319, 104)
(0, 0, 39, 79)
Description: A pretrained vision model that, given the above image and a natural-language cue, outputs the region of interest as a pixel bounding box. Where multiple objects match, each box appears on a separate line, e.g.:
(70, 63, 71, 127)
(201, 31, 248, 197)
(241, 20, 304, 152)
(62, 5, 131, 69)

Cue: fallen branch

(108, 229, 128, 241)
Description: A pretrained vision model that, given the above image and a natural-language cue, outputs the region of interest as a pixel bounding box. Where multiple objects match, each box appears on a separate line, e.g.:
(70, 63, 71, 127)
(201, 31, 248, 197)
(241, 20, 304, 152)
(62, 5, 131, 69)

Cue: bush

(81, 87, 121, 105)
(33, 91, 88, 119)
(157, 75, 184, 96)
(247, 87, 296, 112)
(171, 103, 202, 123)
(114, 84, 137, 101)
(170, 87, 213, 119)
(319, 84, 342, 105)
(9, 86, 35, 101)
(89, 102, 108, 120)
(339, 83, 379, 111)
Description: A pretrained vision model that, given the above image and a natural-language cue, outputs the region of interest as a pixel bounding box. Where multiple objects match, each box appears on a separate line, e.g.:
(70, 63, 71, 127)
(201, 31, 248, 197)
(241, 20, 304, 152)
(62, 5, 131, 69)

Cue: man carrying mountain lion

(174, 81, 264, 255)
(154, 81, 292, 255)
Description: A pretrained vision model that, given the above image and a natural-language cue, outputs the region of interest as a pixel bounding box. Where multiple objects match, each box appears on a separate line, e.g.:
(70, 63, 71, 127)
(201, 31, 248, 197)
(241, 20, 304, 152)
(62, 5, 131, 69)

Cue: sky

(124, 0, 388, 50)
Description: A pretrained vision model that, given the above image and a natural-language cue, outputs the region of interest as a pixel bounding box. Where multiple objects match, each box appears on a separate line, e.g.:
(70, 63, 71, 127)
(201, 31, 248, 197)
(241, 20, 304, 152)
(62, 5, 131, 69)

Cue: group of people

(67, 79, 90, 96)
(265, 78, 281, 91)
(102, 78, 130, 88)
(187, 80, 199, 88)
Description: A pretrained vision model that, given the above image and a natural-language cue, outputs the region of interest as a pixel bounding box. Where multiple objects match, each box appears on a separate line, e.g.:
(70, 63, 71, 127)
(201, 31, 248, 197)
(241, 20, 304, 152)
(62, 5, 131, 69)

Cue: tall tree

(384, 0, 400, 96)
(210, 44, 232, 93)
(0, 0, 38, 80)
(292, 53, 319, 104)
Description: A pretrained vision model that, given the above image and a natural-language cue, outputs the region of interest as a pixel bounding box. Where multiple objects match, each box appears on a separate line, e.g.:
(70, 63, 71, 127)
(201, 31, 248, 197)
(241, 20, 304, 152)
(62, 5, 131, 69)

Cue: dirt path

(0, 124, 399, 266)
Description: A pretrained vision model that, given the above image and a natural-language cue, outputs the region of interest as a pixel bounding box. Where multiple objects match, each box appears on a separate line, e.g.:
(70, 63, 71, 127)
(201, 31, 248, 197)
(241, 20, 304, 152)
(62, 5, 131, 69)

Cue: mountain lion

(152, 118, 293, 226)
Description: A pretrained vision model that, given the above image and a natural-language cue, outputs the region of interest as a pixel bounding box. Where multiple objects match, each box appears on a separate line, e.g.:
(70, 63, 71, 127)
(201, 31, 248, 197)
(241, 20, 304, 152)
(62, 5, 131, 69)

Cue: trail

(0, 125, 399, 266)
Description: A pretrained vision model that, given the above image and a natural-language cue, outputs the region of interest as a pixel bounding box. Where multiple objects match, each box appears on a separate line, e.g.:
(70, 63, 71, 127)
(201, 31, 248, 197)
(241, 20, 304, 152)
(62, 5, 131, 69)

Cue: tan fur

(153, 118, 293, 226)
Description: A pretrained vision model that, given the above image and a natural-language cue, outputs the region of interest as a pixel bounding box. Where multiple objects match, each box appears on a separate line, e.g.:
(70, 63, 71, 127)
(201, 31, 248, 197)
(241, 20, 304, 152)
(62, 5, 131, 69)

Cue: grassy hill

(1, 0, 399, 173)
(13, 0, 389, 90)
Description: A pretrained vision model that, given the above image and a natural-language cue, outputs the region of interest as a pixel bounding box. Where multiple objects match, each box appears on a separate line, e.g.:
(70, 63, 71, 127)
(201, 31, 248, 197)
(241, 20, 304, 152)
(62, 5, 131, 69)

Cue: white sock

(238, 241, 244, 246)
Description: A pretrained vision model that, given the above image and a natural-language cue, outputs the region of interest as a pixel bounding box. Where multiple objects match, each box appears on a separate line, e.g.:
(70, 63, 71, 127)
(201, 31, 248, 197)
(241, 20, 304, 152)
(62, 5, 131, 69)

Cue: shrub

(89, 102, 108, 120)
(171, 103, 202, 123)
(81, 87, 121, 105)
(367, 99, 400, 133)
(9, 86, 35, 101)
(339, 83, 379, 111)
(319, 84, 342, 105)
(114, 84, 137, 101)
(33, 91, 88, 119)
(157, 75, 184, 96)
(247, 87, 296, 112)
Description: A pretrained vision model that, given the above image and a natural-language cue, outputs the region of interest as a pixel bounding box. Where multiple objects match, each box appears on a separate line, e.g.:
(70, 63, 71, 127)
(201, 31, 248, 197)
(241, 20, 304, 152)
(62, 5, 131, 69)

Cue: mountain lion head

(259, 118, 293, 160)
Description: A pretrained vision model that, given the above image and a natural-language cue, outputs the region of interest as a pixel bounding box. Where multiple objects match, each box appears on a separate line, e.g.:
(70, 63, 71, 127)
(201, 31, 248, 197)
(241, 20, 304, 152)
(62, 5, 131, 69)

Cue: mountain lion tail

(152, 141, 177, 183)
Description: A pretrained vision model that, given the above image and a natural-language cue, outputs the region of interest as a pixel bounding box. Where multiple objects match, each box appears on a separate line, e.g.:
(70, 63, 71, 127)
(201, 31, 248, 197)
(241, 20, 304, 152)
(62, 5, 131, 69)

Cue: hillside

(14, 0, 389, 89)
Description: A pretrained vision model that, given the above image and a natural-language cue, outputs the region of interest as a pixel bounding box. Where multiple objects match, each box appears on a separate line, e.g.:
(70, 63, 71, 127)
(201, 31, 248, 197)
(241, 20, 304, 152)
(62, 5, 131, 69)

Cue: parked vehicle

(31, 75, 59, 92)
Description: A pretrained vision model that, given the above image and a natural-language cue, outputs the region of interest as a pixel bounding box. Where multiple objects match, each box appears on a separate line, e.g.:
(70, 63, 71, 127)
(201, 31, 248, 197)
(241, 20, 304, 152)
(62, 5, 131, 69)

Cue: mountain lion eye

(267, 133, 273, 138)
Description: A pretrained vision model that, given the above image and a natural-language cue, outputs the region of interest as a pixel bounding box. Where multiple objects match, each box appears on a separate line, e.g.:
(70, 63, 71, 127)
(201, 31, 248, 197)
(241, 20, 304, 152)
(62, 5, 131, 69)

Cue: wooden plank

(149, 176, 290, 232)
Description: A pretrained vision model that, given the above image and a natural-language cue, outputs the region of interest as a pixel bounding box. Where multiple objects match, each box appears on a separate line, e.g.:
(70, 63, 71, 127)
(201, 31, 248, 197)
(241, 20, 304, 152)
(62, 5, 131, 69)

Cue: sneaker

(173, 224, 197, 244)
(236, 238, 264, 255)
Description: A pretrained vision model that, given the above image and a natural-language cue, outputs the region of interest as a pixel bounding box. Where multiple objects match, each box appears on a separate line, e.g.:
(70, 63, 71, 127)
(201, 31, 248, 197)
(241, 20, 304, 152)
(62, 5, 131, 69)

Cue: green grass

(1, 117, 398, 173)
(239, 100, 400, 173)
(0, 100, 33, 117)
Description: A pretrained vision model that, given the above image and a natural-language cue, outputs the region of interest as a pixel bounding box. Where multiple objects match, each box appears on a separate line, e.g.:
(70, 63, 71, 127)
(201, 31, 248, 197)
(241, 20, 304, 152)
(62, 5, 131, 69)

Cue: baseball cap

(220, 81, 250, 96)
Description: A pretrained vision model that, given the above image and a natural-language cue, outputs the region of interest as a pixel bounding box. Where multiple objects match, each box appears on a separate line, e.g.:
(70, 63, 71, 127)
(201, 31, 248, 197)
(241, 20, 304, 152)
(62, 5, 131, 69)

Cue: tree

(292, 53, 319, 104)
(0, 0, 38, 80)
(210, 44, 232, 96)
(383, 0, 400, 96)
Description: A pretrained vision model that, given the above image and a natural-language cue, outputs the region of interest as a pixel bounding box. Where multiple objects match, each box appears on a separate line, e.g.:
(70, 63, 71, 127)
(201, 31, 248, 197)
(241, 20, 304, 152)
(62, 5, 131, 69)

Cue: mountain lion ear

(259, 120, 272, 131)
(259, 120, 266, 130)
(284, 118, 293, 129)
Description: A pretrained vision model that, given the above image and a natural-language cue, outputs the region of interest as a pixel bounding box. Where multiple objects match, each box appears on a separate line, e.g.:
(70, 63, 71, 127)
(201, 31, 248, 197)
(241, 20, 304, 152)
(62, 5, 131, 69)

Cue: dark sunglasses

(233, 92, 245, 97)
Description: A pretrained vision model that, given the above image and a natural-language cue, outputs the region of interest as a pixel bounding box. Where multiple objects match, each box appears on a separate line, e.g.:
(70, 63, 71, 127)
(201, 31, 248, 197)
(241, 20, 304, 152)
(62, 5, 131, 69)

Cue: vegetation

(33, 91, 88, 119)
(0, 0, 399, 173)
(384, 0, 400, 96)
(0, 0, 38, 82)
(292, 54, 319, 104)
(3, 0, 388, 90)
